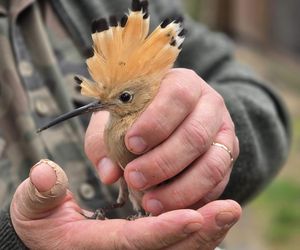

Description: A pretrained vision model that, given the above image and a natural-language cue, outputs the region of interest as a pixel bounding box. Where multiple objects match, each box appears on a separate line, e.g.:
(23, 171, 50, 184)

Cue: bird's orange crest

(78, 0, 185, 99)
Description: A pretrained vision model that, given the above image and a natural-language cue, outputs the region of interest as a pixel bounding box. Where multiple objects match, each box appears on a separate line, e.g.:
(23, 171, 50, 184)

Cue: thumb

(11, 159, 68, 220)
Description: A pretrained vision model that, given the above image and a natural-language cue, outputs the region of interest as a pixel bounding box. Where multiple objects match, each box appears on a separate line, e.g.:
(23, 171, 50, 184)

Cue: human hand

(85, 68, 239, 215)
(10, 160, 241, 250)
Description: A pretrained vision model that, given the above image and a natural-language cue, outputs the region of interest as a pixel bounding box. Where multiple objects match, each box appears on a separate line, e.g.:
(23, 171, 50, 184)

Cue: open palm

(10, 160, 241, 250)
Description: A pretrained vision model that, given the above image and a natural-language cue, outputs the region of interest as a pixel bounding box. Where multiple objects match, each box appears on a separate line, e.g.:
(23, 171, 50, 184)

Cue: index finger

(84, 111, 109, 166)
(125, 68, 202, 154)
(84, 111, 122, 183)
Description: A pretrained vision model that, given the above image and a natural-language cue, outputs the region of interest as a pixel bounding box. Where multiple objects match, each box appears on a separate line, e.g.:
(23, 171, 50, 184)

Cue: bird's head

(77, 76, 158, 119)
(37, 0, 185, 132)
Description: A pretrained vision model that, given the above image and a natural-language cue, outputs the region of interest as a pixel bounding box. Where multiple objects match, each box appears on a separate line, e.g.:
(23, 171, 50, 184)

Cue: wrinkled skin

(86, 68, 239, 214)
(11, 68, 242, 249)
(11, 161, 241, 250)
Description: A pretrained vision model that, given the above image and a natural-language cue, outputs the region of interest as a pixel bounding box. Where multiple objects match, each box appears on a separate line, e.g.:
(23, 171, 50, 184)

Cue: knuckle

(182, 68, 200, 81)
(171, 71, 201, 107)
(182, 120, 211, 155)
(152, 152, 176, 180)
(172, 81, 197, 109)
(151, 113, 170, 139)
(213, 91, 225, 108)
(171, 188, 190, 209)
(229, 119, 235, 131)
(192, 231, 215, 249)
(192, 229, 226, 248)
(224, 111, 235, 131)
(136, 106, 170, 143)
(204, 155, 229, 186)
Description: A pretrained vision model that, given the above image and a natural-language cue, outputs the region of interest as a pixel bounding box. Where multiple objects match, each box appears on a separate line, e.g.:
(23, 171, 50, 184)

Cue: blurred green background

(185, 1, 300, 249)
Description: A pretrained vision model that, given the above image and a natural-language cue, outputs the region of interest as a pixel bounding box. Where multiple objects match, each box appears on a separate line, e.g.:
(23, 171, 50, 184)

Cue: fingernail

(146, 199, 164, 215)
(183, 223, 202, 234)
(97, 157, 115, 179)
(30, 160, 57, 192)
(127, 136, 147, 153)
(215, 211, 237, 228)
(128, 170, 147, 189)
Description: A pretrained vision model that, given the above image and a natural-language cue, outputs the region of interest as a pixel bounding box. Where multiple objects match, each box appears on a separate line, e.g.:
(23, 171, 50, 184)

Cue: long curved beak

(37, 101, 103, 133)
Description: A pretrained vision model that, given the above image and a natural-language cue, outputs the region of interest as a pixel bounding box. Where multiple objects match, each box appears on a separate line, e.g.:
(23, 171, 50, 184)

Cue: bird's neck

(104, 110, 142, 167)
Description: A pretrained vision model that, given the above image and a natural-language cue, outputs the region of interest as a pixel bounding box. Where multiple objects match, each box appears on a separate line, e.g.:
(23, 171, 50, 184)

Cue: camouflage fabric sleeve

(0, 0, 120, 213)
(0, 210, 27, 249)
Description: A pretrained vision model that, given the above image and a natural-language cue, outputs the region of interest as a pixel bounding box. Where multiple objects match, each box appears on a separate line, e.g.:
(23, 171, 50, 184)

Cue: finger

(85, 111, 108, 165)
(85, 111, 122, 183)
(167, 200, 242, 250)
(125, 68, 202, 154)
(192, 130, 240, 206)
(212, 112, 239, 162)
(190, 172, 231, 209)
(69, 209, 204, 249)
(142, 123, 236, 214)
(10, 159, 68, 220)
(125, 90, 224, 191)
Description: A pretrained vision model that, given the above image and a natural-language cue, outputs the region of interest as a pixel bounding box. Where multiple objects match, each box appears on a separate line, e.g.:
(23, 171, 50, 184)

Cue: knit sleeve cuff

(0, 209, 28, 249)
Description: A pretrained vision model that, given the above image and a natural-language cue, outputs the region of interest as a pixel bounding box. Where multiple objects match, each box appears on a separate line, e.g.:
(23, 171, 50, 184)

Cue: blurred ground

(223, 43, 300, 250)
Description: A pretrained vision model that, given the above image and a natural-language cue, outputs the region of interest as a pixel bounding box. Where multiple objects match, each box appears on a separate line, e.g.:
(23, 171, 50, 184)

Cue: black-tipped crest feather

(109, 16, 118, 27)
(174, 16, 184, 24)
(160, 18, 171, 28)
(178, 29, 186, 37)
(141, 0, 149, 13)
(143, 12, 149, 19)
(132, 0, 142, 11)
(92, 18, 109, 33)
(120, 15, 128, 27)
(74, 76, 83, 85)
(85, 47, 94, 58)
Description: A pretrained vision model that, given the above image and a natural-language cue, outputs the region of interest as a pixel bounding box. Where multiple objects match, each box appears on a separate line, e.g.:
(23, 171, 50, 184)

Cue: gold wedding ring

(212, 142, 234, 164)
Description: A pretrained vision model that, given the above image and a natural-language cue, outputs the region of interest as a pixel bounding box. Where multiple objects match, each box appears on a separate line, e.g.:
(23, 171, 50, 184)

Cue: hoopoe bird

(38, 0, 185, 218)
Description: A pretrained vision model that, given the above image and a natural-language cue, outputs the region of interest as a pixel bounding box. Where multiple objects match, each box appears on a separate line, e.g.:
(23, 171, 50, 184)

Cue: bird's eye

(119, 91, 133, 103)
